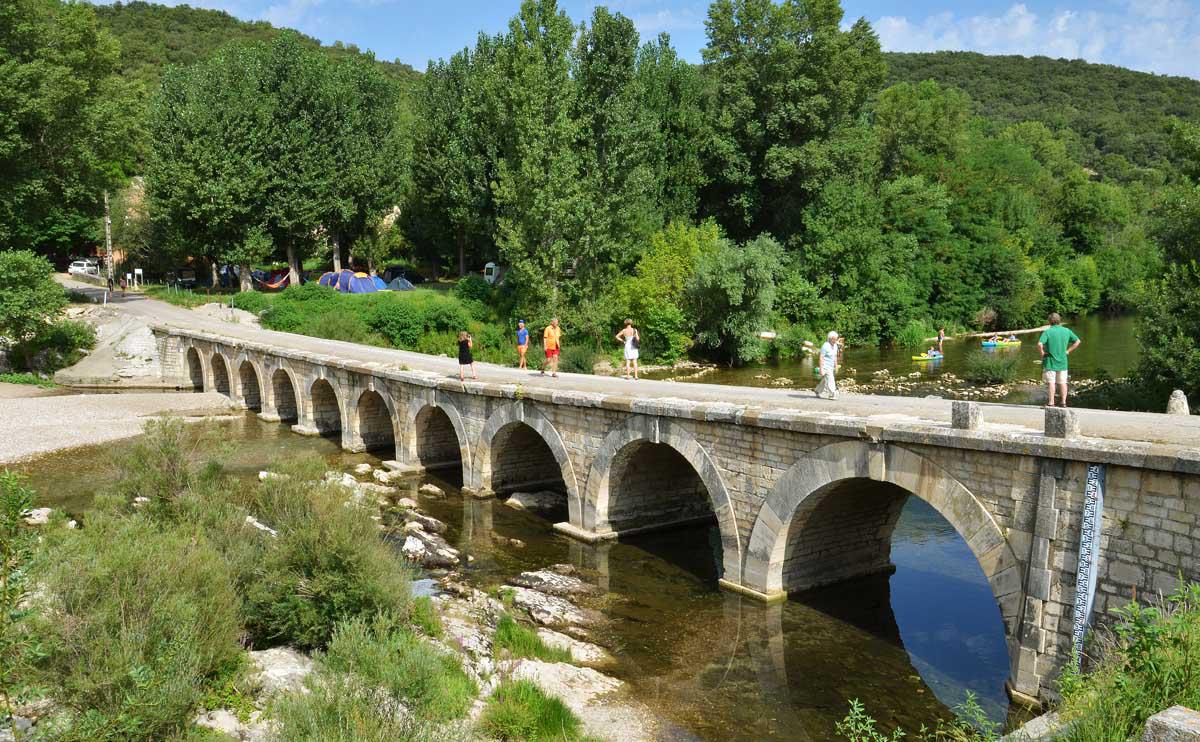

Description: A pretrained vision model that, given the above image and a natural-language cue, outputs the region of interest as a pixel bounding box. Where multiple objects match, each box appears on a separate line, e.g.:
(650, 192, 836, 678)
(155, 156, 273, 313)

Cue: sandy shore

(0, 390, 235, 465)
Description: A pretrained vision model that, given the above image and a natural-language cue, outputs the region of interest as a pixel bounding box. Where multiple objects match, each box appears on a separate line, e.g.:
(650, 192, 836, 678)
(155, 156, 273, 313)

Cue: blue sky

(102, 0, 1200, 79)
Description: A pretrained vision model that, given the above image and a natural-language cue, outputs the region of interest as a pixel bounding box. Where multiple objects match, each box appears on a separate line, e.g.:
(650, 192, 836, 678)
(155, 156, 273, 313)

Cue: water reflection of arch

(580, 416, 741, 582)
(404, 393, 471, 479)
(743, 441, 1023, 687)
(470, 401, 579, 505)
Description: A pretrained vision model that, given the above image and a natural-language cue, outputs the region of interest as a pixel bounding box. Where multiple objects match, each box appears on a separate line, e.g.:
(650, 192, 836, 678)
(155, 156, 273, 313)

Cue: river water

(12, 413, 1033, 739)
(651, 314, 1138, 407)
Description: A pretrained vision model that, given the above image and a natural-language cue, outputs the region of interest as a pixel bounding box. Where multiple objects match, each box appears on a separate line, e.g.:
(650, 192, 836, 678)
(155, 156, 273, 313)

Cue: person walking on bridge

(1038, 312, 1081, 408)
(542, 318, 562, 378)
(815, 331, 841, 399)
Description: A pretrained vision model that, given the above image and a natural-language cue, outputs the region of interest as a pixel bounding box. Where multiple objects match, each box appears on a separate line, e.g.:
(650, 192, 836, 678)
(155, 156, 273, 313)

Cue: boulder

(22, 507, 53, 526)
(1168, 390, 1191, 416)
(400, 531, 461, 568)
(536, 628, 612, 664)
(193, 709, 271, 741)
(403, 510, 447, 534)
(395, 497, 419, 510)
(508, 586, 597, 627)
(510, 569, 599, 597)
(504, 660, 656, 741)
(419, 483, 445, 498)
(257, 471, 285, 482)
(373, 468, 404, 484)
(504, 491, 563, 512)
(249, 647, 313, 696)
(1143, 706, 1200, 742)
(353, 463, 374, 475)
(356, 481, 397, 497)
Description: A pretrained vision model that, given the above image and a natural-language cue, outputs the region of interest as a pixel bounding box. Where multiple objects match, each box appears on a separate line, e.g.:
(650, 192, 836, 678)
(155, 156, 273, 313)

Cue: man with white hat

(815, 331, 841, 399)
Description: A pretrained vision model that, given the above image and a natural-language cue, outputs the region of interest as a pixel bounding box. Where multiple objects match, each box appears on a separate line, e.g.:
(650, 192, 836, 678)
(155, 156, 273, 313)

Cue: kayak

(912, 354, 943, 361)
(982, 340, 1021, 347)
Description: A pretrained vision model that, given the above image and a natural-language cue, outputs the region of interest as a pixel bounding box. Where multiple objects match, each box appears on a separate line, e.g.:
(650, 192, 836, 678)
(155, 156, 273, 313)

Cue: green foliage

(835, 699, 905, 742)
(320, 617, 476, 722)
(453, 275, 492, 304)
(32, 514, 244, 741)
(493, 615, 572, 663)
(0, 373, 55, 387)
(26, 318, 97, 372)
(1, 471, 41, 738)
(0, 0, 140, 258)
(0, 251, 67, 360)
(963, 351, 1022, 384)
(689, 235, 783, 364)
(558, 345, 599, 375)
(370, 302, 426, 348)
(895, 319, 935, 348)
(836, 694, 1000, 741)
(479, 679, 585, 742)
(1057, 583, 1200, 742)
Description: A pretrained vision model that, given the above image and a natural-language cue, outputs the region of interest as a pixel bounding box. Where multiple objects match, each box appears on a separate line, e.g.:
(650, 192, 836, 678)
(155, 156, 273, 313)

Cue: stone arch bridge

(154, 326, 1200, 704)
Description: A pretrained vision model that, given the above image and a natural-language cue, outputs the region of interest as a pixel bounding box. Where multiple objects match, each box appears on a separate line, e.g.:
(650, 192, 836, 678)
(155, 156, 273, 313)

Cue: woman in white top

(615, 319, 640, 380)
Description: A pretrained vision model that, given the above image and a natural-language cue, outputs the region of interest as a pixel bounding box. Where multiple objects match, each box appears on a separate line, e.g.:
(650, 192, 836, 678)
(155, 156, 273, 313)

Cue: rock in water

(353, 463, 373, 475)
(419, 483, 445, 497)
(400, 530, 461, 568)
(403, 510, 448, 534)
(535, 628, 612, 664)
(504, 491, 563, 512)
(508, 586, 596, 627)
(1168, 389, 1190, 416)
(510, 569, 599, 597)
(249, 647, 314, 696)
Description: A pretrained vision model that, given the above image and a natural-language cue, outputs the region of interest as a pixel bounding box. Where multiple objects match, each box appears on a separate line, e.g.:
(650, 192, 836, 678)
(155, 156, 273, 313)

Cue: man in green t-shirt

(1038, 312, 1082, 408)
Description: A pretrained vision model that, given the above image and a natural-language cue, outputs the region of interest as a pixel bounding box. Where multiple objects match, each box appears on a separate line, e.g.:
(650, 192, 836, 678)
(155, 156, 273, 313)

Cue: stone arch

(210, 351, 232, 395)
(471, 402, 579, 507)
(308, 378, 344, 436)
(354, 388, 398, 452)
(270, 367, 300, 423)
(184, 346, 205, 391)
(743, 440, 1022, 647)
(409, 400, 470, 478)
(237, 359, 263, 411)
(583, 416, 742, 582)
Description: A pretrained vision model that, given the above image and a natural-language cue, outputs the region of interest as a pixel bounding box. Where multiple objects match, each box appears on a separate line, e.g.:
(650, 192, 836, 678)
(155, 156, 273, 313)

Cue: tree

(688, 234, 783, 363)
(700, 0, 886, 242)
(0, 0, 140, 259)
(873, 81, 971, 177)
(0, 250, 66, 367)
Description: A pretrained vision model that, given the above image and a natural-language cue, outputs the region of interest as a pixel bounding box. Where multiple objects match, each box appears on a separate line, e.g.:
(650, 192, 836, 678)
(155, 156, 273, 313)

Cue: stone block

(1044, 407, 1078, 439)
(1108, 560, 1145, 586)
(1143, 706, 1200, 742)
(1028, 567, 1052, 601)
(952, 401, 981, 430)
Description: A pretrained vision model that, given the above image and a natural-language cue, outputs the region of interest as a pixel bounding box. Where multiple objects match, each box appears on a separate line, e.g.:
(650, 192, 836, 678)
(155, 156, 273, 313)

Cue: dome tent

(317, 270, 380, 294)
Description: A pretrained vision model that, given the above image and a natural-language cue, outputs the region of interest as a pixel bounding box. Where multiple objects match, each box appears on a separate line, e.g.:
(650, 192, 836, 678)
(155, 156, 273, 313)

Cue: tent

(317, 270, 379, 294)
(371, 275, 388, 290)
(386, 276, 415, 291)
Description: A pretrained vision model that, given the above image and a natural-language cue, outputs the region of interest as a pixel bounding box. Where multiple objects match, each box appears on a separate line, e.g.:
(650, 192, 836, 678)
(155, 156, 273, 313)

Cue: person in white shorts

(1038, 313, 1081, 407)
(615, 319, 640, 380)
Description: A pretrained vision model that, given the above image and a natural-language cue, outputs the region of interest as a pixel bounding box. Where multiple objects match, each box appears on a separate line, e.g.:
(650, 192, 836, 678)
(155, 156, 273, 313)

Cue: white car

(68, 260, 99, 276)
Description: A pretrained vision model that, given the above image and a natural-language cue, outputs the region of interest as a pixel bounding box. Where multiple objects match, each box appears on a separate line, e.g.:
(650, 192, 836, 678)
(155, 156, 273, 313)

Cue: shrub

(423, 299, 471, 334)
(304, 311, 370, 343)
(493, 615, 571, 663)
(0, 250, 67, 367)
(25, 319, 96, 372)
(688, 235, 783, 365)
(453, 275, 491, 304)
(963, 351, 1022, 384)
(231, 290, 271, 315)
(108, 417, 219, 512)
(1056, 583, 1200, 742)
(479, 679, 585, 742)
(1, 471, 40, 728)
(895, 319, 934, 348)
(241, 469, 415, 650)
(320, 617, 476, 722)
(559, 345, 598, 374)
(33, 515, 243, 741)
(0, 372, 55, 387)
(369, 302, 425, 348)
(261, 302, 305, 333)
(775, 323, 816, 360)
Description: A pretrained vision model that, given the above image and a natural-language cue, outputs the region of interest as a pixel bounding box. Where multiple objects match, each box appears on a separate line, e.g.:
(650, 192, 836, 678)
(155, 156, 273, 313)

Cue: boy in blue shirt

(516, 320, 529, 370)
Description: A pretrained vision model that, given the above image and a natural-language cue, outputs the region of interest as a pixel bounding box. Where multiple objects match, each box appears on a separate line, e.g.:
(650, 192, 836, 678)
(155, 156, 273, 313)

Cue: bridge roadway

(69, 281, 1200, 705)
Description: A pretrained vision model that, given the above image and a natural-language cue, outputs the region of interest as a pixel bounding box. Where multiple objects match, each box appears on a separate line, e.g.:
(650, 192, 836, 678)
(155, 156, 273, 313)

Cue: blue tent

(371, 275, 388, 290)
(318, 270, 379, 294)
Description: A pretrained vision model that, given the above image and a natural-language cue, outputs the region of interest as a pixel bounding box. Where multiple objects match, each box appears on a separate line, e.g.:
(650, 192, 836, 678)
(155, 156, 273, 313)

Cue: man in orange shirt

(542, 318, 562, 378)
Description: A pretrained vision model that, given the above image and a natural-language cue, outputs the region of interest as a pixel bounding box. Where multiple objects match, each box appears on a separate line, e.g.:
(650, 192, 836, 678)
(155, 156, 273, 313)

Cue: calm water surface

(15, 415, 1027, 739)
(653, 314, 1137, 406)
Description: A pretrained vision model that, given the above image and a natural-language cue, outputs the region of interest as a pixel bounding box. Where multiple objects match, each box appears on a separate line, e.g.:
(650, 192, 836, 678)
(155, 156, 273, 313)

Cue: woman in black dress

(457, 331, 477, 381)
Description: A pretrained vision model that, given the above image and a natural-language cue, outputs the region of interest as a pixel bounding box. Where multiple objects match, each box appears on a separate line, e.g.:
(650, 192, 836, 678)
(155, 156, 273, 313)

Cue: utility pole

(103, 190, 114, 285)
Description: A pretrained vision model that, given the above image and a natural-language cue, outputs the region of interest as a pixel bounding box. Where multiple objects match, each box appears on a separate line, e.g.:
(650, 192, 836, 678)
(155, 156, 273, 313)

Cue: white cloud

(630, 7, 704, 35)
(874, 2, 1200, 79)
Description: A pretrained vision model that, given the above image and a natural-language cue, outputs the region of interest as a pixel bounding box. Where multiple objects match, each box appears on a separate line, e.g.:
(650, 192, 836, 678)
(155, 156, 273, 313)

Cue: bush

(558, 345, 598, 374)
(0, 372, 55, 387)
(261, 302, 305, 333)
(1056, 583, 1200, 742)
(241, 467, 415, 651)
(369, 302, 425, 348)
(493, 615, 571, 663)
(423, 298, 471, 334)
(689, 235, 783, 365)
(33, 515, 243, 741)
(963, 351, 1022, 384)
(895, 319, 934, 348)
(231, 290, 271, 315)
(774, 323, 817, 359)
(479, 679, 585, 742)
(453, 275, 491, 304)
(0, 251, 67, 367)
(21, 318, 97, 372)
(304, 311, 370, 343)
(320, 617, 476, 722)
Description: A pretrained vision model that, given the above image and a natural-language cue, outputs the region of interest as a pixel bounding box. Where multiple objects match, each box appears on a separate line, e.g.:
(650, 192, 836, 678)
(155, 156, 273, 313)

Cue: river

(12, 413, 1034, 739)
(652, 314, 1138, 408)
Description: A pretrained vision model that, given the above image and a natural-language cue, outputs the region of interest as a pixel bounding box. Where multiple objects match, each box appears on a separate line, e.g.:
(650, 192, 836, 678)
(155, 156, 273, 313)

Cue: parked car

(67, 260, 100, 276)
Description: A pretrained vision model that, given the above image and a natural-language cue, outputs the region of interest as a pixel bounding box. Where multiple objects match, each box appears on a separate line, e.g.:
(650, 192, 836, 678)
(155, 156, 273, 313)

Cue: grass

(144, 284, 236, 309)
(479, 679, 587, 742)
(0, 372, 55, 387)
(494, 615, 572, 663)
(962, 351, 1022, 384)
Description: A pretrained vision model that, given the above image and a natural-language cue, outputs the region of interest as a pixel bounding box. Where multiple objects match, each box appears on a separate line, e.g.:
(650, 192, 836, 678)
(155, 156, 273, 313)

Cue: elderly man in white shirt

(815, 331, 841, 399)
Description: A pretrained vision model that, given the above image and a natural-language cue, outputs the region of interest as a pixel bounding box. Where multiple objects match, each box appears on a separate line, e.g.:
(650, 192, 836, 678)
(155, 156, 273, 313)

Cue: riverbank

(0, 390, 234, 464)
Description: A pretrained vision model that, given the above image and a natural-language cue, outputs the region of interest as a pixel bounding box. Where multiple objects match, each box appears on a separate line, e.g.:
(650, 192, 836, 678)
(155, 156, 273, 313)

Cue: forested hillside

(886, 51, 1200, 180)
(93, 1, 420, 91)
